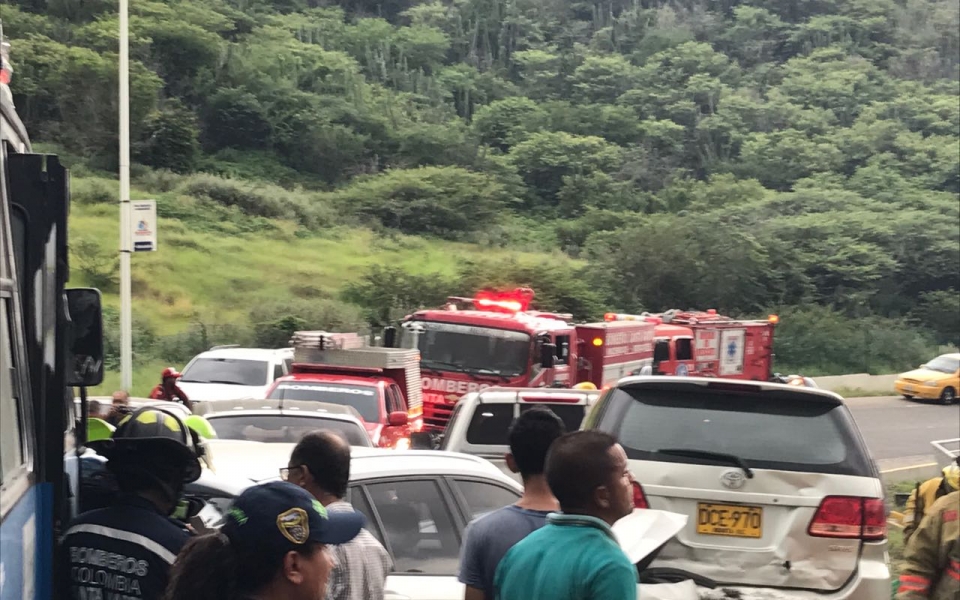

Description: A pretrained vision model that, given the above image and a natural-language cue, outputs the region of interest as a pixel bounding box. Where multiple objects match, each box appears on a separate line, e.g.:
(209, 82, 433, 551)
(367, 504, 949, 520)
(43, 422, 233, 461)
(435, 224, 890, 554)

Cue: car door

(346, 477, 471, 600)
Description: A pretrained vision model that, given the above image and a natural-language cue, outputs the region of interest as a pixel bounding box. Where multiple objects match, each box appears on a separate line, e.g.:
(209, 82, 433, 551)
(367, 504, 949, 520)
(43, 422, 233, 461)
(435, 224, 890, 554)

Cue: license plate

(902, 385, 915, 393)
(696, 503, 763, 538)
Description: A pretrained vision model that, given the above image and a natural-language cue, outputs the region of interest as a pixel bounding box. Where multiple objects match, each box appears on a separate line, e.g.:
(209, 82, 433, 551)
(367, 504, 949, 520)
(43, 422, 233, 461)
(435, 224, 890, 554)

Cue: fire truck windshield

(403, 321, 530, 377)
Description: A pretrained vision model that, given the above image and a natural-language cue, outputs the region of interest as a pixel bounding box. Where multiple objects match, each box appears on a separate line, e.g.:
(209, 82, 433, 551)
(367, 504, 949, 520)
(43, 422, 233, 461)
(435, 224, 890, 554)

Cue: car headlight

(924, 381, 938, 387)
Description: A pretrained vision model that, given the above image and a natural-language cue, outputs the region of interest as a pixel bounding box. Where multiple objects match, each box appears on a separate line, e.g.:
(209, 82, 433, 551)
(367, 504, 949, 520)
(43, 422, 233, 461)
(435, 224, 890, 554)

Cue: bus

(0, 26, 104, 600)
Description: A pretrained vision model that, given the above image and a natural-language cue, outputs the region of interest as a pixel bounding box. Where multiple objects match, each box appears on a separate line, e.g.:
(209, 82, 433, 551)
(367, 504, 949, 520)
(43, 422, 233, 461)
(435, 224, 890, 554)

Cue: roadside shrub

(771, 305, 939, 375)
(135, 168, 184, 193)
(342, 265, 454, 328)
(248, 299, 368, 348)
(153, 321, 253, 365)
(72, 177, 117, 205)
(179, 173, 291, 219)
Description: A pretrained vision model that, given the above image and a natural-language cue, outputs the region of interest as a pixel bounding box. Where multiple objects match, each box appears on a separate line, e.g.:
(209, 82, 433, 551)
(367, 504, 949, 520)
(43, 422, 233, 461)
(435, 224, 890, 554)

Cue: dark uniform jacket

(60, 494, 191, 600)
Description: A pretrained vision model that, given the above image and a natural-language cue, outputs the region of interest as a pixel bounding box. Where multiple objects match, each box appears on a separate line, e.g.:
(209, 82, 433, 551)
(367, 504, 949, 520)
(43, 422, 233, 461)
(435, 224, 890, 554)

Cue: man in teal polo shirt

(493, 431, 638, 600)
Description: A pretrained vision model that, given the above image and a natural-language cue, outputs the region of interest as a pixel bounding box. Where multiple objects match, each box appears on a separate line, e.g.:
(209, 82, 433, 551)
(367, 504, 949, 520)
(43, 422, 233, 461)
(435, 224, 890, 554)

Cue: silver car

(194, 398, 374, 447)
(583, 376, 889, 598)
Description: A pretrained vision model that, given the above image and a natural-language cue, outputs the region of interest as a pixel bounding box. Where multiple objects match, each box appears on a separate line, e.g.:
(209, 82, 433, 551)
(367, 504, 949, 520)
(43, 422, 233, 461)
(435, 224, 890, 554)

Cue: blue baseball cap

(221, 482, 364, 557)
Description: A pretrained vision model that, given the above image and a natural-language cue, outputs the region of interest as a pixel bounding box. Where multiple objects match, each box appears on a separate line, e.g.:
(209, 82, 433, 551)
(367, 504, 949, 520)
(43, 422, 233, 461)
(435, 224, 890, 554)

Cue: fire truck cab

(604, 309, 778, 381)
(395, 289, 655, 432)
(265, 331, 424, 449)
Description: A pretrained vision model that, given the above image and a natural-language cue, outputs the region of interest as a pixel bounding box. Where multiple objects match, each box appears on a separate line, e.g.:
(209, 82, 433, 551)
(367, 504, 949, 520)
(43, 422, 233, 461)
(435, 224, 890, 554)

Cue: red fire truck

(393, 289, 655, 432)
(265, 331, 424, 449)
(603, 309, 779, 381)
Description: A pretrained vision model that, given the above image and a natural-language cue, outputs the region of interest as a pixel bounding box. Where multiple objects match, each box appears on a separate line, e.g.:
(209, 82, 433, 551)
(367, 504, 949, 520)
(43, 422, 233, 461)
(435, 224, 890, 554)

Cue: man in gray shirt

(458, 406, 567, 600)
(284, 431, 392, 600)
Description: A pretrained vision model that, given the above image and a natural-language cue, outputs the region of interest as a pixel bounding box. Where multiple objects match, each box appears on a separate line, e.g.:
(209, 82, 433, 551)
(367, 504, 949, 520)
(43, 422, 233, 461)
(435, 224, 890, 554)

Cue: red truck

(263, 331, 424, 449)
(603, 309, 779, 381)
(393, 288, 655, 432)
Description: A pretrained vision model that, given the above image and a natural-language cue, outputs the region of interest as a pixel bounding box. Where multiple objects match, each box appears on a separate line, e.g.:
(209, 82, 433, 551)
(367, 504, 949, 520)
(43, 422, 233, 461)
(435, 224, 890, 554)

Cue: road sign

(131, 200, 156, 252)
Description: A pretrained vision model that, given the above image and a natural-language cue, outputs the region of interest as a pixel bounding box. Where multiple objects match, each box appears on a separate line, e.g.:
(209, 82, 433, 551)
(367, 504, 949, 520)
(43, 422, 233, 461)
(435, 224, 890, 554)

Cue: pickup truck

(438, 386, 600, 481)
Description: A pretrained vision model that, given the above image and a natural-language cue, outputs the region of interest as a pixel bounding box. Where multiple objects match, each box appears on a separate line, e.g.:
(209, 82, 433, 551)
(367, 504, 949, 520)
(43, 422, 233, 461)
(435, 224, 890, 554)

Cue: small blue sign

(676, 363, 689, 376)
(727, 341, 738, 358)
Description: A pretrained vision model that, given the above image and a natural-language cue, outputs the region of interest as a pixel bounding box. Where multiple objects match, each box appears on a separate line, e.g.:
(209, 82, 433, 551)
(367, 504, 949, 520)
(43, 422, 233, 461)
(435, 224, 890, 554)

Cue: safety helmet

(90, 407, 203, 483)
(573, 382, 598, 391)
(942, 462, 959, 491)
(161, 367, 182, 380)
(184, 415, 217, 440)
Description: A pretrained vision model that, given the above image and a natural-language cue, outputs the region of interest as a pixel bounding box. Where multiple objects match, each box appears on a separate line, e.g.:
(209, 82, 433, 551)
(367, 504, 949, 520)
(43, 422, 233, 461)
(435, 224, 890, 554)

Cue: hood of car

(899, 367, 952, 381)
(178, 382, 267, 402)
(204, 439, 296, 483)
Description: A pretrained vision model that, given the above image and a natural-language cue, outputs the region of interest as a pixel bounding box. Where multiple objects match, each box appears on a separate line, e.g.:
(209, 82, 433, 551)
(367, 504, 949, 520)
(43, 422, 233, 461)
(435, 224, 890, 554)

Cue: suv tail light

(632, 481, 649, 509)
(807, 496, 886, 541)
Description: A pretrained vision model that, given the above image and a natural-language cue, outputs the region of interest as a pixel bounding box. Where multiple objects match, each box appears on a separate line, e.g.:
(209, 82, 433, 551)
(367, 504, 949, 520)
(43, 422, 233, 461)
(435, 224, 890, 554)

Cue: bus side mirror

(66, 288, 104, 387)
(540, 343, 557, 369)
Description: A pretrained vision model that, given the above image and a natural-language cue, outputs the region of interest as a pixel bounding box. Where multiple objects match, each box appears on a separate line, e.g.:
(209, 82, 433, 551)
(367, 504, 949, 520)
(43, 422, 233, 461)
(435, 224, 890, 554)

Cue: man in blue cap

(164, 480, 366, 600)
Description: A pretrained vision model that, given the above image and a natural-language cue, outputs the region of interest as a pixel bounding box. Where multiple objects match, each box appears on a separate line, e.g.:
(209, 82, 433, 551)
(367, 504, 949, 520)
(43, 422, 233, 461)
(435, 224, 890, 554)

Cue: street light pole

(119, 0, 132, 391)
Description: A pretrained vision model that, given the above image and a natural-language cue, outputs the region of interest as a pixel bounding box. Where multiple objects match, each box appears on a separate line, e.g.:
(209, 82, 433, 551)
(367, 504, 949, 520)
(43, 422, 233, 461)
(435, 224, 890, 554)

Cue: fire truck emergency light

(592, 337, 604, 347)
(768, 314, 780, 324)
(473, 288, 535, 313)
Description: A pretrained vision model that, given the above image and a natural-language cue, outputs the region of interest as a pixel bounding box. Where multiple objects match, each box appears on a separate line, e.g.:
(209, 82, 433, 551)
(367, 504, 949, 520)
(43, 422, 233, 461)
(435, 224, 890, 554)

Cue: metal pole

(119, 0, 132, 391)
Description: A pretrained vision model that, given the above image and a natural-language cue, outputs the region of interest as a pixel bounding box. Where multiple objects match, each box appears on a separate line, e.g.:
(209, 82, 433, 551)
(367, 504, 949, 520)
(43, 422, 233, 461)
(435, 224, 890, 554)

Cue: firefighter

(902, 458, 960, 542)
(895, 489, 960, 600)
(60, 407, 204, 600)
(150, 367, 192, 409)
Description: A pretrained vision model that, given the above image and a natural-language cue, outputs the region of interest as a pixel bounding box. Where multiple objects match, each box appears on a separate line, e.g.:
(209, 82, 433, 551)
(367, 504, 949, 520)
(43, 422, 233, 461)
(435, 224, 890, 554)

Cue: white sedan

(205, 444, 523, 600)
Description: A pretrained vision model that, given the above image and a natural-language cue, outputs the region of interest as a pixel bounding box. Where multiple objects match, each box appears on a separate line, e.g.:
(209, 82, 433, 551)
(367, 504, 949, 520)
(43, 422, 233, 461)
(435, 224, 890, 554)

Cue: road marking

(880, 462, 937, 474)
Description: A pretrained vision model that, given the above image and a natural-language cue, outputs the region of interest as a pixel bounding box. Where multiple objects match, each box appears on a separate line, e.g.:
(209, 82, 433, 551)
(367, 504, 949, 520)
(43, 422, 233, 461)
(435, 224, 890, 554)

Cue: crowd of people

(59, 402, 958, 600)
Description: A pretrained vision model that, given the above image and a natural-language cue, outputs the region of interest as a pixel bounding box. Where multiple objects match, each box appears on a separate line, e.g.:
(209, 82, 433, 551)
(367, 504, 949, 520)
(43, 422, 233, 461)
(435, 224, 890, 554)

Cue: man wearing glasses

(282, 431, 393, 600)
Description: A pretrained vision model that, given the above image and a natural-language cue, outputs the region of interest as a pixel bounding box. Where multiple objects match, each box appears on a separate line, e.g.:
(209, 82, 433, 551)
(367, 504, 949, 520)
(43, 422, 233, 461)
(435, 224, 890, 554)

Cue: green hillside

(6, 0, 959, 392)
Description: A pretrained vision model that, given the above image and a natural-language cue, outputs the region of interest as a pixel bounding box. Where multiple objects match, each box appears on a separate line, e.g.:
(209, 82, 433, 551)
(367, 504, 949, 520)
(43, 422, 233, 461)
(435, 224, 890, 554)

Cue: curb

(880, 462, 938, 485)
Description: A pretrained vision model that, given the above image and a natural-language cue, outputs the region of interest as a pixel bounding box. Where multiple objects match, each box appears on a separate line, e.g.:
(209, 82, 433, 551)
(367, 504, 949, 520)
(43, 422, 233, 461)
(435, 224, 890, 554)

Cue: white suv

(584, 376, 889, 598)
(177, 347, 293, 402)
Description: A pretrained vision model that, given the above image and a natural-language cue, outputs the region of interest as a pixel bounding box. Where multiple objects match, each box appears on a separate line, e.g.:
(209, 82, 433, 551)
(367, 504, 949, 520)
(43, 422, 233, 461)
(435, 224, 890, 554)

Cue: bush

(134, 168, 184, 193)
(334, 166, 515, 239)
(248, 299, 368, 348)
(72, 177, 117, 205)
(153, 321, 253, 365)
(771, 305, 940, 375)
(342, 265, 454, 328)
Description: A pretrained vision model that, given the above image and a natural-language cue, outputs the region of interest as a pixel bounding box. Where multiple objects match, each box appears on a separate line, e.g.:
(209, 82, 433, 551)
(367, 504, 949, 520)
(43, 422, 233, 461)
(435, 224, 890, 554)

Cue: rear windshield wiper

(656, 448, 754, 478)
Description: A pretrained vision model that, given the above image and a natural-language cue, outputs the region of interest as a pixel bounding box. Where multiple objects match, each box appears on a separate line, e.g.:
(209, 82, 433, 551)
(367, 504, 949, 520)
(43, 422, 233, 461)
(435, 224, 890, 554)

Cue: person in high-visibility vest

(896, 489, 959, 600)
(903, 460, 960, 543)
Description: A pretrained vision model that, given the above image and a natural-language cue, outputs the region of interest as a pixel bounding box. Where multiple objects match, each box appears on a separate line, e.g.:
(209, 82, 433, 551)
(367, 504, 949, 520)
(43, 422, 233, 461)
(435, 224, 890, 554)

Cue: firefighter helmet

(573, 382, 598, 390)
(90, 406, 203, 483)
(161, 367, 181, 380)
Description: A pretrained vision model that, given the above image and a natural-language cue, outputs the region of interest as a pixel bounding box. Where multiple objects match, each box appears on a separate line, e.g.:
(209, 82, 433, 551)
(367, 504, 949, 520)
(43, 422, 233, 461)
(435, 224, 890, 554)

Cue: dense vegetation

(6, 0, 959, 389)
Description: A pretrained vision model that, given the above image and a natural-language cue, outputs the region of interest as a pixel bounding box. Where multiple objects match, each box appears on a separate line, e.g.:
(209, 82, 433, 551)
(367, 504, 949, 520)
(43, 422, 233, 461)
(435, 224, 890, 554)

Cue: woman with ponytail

(165, 481, 364, 600)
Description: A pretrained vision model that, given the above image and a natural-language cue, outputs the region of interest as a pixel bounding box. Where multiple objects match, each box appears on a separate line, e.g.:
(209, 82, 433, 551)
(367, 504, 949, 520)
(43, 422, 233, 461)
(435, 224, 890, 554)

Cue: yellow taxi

(894, 353, 960, 404)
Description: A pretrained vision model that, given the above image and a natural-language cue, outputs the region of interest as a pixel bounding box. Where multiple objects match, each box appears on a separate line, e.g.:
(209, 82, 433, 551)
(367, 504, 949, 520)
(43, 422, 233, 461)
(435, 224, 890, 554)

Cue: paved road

(845, 395, 960, 469)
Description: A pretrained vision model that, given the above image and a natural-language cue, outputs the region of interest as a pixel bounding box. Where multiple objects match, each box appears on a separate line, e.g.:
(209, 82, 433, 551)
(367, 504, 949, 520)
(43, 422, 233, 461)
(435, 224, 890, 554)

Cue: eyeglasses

(279, 465, 305, 481)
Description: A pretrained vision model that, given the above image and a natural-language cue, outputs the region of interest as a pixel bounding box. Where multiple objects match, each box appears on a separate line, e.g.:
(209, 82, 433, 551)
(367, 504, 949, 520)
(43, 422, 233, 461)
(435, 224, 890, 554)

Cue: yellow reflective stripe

(136, 411, 158, 425)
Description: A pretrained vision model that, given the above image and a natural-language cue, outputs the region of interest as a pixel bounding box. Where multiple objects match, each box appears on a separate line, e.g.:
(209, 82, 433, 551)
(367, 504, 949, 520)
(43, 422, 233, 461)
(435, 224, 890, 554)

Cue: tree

(136, 100, 201, 173)
(472, 96, 548, 151)
(508, 131, 623, 211)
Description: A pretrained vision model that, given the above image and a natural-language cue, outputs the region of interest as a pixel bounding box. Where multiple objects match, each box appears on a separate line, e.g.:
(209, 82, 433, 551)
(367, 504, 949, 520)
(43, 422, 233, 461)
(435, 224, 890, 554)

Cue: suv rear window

(466, 403, 586, 445)
(602, 387, 872, 476)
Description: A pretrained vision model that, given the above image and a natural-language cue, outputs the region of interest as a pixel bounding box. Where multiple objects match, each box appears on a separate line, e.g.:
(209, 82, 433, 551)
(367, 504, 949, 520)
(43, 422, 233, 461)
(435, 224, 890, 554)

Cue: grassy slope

(69, 179, 563, 394)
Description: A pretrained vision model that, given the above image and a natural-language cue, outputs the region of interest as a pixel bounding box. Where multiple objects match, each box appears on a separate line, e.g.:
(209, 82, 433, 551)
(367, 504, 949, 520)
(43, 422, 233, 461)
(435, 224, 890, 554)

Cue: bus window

(0, 296, 25, 484)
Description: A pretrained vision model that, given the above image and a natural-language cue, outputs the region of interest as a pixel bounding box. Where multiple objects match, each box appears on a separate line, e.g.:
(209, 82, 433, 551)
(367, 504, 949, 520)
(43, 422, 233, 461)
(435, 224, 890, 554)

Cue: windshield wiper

(464, 367, 512, 381)
(657, 448, 754, 478)
(199, 379, 249, 385)
(420, 360, 483, 381)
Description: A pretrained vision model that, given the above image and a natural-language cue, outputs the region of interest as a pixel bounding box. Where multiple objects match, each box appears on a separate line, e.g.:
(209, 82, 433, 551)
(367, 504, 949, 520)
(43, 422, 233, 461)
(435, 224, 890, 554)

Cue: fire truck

(269, 331, 424, 448)
(603, 309, 779, 381)
(391, 289, 656, 432)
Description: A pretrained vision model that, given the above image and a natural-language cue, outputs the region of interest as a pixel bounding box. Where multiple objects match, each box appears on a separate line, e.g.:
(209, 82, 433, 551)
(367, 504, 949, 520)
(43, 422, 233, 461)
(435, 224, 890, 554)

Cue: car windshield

(268, 383, 380, 422)
(402, 321, 530, 377)
(180, 358, 269, 386)
(207, 414, 370, 446)
(608, 387, 872, 476)
(923, 356, 960, 374)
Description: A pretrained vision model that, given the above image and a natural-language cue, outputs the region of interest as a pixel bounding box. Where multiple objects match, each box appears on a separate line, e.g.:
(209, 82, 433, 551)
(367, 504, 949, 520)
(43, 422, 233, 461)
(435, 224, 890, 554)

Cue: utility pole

(119, 0, 132, 391)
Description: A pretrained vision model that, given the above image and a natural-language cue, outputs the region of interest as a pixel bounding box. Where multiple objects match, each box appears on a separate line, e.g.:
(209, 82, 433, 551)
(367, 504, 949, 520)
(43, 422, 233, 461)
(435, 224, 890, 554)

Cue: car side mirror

(388, 411, 408, 427)
(540, 343, 557, 369)
(66, 288, 104, 387)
